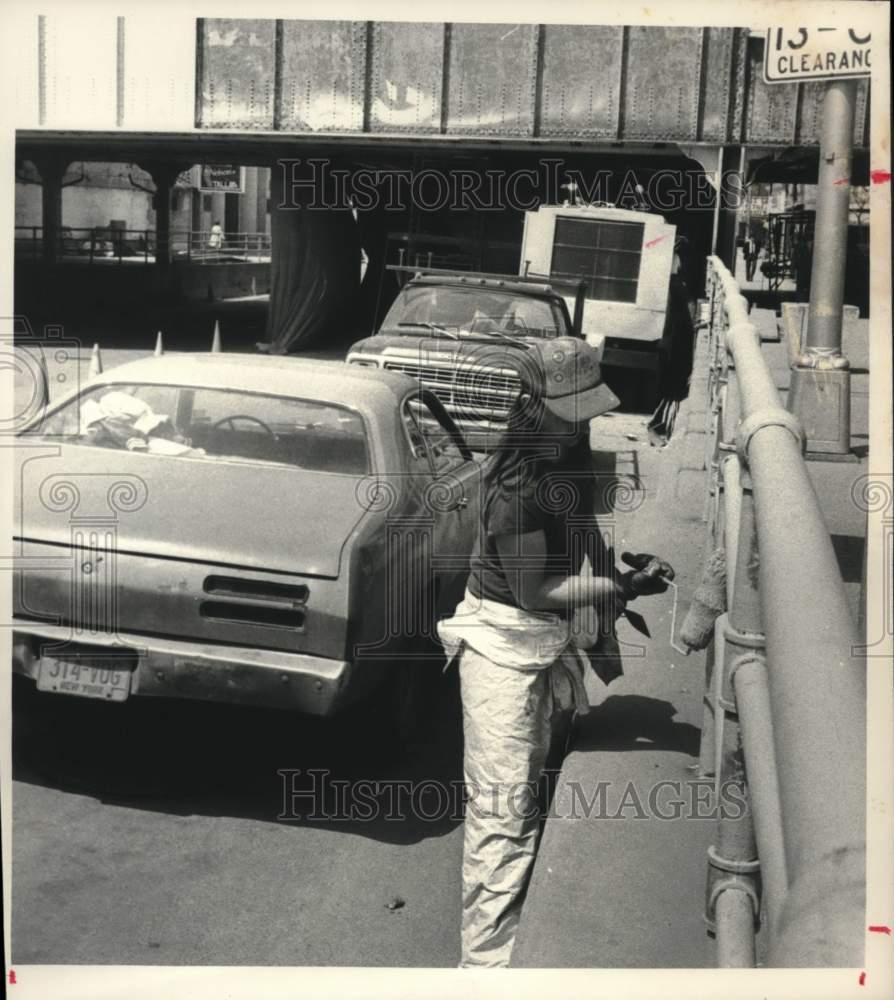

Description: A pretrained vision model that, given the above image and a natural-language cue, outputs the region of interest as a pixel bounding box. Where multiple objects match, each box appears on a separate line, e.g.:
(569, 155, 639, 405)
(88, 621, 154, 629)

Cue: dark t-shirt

(467, 472, 607, 614)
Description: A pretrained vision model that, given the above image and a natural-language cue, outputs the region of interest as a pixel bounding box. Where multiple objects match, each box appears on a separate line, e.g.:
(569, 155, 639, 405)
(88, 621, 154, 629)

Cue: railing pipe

(715, 891, 757, 968)
(732, 655, 788, 939)
(706, 462, 762, 966)
(710, 256, 865, 966)
(721, 455, 741, 612)
(750, 424, 865, 966)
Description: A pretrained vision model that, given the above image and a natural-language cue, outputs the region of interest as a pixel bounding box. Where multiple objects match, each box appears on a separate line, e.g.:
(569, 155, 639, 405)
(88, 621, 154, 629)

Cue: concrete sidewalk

(513, 306, 870, 967)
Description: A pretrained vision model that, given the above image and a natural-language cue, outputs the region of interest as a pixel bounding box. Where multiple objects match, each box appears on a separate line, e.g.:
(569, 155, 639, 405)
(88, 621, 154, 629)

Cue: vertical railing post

(698, 640, 717, 778)
(704, 465, 763, 966)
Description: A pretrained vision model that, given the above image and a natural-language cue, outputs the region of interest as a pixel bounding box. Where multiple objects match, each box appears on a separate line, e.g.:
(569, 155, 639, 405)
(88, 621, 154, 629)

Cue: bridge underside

(14, 130, 870, 354)
(14, 19, 872, 351)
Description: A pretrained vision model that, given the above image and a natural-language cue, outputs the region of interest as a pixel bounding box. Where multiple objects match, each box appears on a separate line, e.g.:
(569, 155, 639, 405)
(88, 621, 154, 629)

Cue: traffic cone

(154, 331, 164, 356)
(35, 352, 50, 410)
(680, 547, 727, 652)
(88, 343, 103, 377)
(211, 321, 222, 353)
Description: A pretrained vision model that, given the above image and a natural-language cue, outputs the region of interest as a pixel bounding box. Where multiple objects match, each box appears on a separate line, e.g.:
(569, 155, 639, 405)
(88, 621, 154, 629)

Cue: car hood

(349, 333, 534, 365)
(14, 443, 374, 578)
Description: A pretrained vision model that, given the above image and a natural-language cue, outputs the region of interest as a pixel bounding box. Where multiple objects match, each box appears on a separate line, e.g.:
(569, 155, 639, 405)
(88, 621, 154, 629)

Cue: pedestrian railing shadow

(571, 693, 701, 757)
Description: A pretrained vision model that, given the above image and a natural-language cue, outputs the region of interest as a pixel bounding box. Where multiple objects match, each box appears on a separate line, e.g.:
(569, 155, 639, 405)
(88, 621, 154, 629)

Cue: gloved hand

(618, 551, 676, 599)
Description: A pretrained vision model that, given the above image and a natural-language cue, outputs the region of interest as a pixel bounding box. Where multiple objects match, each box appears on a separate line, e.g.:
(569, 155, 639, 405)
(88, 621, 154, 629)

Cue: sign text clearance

(764, 26, 872, 83)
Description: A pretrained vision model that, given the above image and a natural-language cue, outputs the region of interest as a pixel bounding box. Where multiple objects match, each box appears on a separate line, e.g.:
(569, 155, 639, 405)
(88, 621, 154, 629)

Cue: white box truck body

(520, 204, 677, 374)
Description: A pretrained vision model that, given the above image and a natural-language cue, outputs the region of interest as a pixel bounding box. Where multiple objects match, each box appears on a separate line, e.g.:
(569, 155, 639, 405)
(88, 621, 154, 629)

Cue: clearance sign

(764, 25, 872, 82)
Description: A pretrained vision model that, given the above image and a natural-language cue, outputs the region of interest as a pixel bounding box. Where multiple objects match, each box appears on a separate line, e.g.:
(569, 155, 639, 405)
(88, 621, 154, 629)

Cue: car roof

(87, 354, 417, 411)
(407, 275, 563, 298)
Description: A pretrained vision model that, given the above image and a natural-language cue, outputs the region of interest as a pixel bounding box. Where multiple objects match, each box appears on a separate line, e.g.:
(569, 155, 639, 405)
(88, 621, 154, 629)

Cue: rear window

(26, 384, 370, 475)
(382, 284, 567, 339)
(550, 218, 644, 303)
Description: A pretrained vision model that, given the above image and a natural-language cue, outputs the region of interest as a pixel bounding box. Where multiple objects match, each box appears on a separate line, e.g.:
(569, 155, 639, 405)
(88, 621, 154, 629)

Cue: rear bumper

(12, 620, 353, 716)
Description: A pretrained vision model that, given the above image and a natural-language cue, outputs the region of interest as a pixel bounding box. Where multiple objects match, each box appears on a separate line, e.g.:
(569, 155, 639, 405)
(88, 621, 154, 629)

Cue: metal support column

(788, 80, 858, 459)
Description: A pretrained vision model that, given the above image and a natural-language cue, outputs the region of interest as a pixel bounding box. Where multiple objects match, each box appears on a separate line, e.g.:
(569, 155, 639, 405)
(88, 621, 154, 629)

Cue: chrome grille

(383, 360, 521, 417)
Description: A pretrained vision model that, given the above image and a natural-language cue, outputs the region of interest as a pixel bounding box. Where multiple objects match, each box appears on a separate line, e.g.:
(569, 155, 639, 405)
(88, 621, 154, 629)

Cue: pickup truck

(346, 268, 588, 447)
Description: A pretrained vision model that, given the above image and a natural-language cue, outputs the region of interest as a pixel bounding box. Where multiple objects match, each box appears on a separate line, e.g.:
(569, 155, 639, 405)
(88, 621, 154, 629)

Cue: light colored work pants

(459, 646, 576, 968)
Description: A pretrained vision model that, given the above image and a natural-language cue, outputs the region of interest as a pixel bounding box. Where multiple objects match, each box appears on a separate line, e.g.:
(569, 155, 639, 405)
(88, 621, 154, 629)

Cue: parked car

(13, 355, 481, 724)
(347, 269, 588, 446)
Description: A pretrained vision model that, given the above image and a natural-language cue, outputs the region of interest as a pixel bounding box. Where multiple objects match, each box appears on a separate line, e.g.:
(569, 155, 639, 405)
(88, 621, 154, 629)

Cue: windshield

(381, 284, 567, 339)
(24, 383, 370, 475)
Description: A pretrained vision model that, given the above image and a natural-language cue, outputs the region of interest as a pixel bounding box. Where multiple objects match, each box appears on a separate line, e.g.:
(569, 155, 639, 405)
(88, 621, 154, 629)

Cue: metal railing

(700, 256, 865, 967)
(179, 230, 272, 261)
(14, 227, 272, 264)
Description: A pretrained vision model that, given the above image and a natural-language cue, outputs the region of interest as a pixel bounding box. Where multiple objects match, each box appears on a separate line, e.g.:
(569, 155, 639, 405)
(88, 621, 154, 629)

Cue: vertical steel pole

(804, 80, 857, 354)
(788, 80, 857, 457)
(699, 641, 717, 777)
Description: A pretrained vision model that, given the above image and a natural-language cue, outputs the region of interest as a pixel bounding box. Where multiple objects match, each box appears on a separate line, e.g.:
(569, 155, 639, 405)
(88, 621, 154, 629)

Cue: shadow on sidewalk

(572, 694, 701, 757)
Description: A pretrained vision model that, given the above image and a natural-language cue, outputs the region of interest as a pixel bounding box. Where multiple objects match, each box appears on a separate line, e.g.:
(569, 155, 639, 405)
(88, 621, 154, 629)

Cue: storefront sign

(198, 165, 244, 192)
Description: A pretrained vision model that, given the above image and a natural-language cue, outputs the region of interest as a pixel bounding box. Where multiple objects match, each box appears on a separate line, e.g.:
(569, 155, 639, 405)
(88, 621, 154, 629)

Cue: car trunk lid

(15, 443, 371, 577)
(14, 445, 374, 657)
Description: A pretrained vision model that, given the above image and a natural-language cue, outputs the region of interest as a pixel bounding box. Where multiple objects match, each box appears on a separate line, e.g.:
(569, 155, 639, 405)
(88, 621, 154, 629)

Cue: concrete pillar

(190, 186, 203, 254)
(152, 167, 175, 272)
(35, 155, 68, 265)
(257, 167, 270, 236)
(138, 160, 188, 286)
(240, 166, 259, 235)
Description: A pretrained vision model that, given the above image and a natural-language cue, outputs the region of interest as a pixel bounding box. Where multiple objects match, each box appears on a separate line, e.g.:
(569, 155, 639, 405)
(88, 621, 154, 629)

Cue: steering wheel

(501, 309, 530, 333)
(212, 415, 277, 438)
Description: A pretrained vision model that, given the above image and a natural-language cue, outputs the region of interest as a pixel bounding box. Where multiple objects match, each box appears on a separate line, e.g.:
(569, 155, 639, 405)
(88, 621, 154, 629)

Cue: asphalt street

(12, 666, 468, 967)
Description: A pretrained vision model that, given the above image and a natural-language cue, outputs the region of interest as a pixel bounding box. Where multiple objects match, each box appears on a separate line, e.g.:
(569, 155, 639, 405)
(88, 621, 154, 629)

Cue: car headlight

(347, 355, 380, 368)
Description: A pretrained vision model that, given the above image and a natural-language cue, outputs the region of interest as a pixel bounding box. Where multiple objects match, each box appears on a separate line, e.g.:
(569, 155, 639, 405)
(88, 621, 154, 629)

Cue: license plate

(37, 654, 132, 702)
